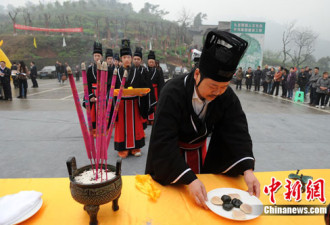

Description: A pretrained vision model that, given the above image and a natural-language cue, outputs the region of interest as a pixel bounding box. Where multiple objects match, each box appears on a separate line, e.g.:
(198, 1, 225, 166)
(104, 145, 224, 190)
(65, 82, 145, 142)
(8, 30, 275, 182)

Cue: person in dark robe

(86, 41, 103, 129)
(105, 49, 115, 90)
(114, 40, 152, 158)
(145, 30, 260, 209)
(146, 51, 165, 124)
(133, 47, 156, 130)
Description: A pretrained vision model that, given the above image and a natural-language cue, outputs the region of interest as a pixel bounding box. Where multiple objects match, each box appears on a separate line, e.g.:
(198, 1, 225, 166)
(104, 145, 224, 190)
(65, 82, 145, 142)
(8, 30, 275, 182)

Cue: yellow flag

(33, 37, 37, 48)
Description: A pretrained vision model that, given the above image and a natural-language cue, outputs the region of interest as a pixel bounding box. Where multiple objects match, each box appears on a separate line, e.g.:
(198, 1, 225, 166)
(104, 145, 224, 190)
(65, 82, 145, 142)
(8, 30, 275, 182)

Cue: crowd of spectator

(234, 65, 330, 109)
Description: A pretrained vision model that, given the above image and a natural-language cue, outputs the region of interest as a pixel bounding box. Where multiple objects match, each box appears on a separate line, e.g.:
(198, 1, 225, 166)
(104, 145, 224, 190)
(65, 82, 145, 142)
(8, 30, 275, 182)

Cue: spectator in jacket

(236, 67, 243, 90)
(309, 67, 321, 106)
(281, 68, 288, 98)
(270, 66, 283, 96)
(245, 67, 253, 90)
(315, 72, 330, 109)
(287, 67, 296, 100)
(262, 65, 270, 93)
(30, 61, 38, 88)
(298, 67, 308, 95)
(267, 67, 275, 94)
(253, 66, 262, 92)
(0, 61, 12, 101)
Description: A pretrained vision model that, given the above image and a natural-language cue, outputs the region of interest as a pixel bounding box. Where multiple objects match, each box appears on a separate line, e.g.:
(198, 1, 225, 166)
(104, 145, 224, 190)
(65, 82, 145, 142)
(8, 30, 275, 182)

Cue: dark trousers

(316, 93, 326, 106)
(310, 87, 317, 104)
(18, 79, 28, 97)
(31, 75, 38, 87)
(281, 82, 287, 97)
(236, 80, 242, 90)
(262, 82, 268, 93)
(254, 79, 260, 91)
(246, 83, 252, 90)
(2, 79, 12, 99)
(325, 95, 329, 106)
(270, 81, 280, 96)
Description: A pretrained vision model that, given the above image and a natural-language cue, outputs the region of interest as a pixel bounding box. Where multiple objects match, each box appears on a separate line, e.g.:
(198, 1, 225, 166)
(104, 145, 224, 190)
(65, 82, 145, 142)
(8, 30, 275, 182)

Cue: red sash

(179, 140, 207, 174)
(148, 84, 158, 121)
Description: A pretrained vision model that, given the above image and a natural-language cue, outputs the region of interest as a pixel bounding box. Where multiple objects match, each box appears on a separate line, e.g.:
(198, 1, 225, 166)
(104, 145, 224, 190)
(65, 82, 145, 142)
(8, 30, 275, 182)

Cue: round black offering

(232, 198, 243, 208)
(221, 195, 231, 203)
(223, 202, 234, 211)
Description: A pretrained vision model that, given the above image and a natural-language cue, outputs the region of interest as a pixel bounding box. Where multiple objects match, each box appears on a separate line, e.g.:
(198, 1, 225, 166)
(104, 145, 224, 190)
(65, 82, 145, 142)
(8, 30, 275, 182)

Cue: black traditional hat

(114, 53, 119, 61)
(120, 39, 132, 57)
(105, 49, 113, 58)
(134, 47, 143, 59)
(93, 41, 103, 55)
(148, 50, 156, 60)
(199, 30, 248, 82)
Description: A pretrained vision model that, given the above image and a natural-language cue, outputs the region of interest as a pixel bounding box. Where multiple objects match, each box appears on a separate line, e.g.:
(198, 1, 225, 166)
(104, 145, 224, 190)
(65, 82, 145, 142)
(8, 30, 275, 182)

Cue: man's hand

(90, 97, 96, 102)
(188, 179, 208, 209)
(244, 169, 260, 198)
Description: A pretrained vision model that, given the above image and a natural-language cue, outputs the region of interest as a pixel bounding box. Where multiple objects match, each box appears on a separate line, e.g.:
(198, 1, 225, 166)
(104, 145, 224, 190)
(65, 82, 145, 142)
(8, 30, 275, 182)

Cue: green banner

(231, 21, 265, 34)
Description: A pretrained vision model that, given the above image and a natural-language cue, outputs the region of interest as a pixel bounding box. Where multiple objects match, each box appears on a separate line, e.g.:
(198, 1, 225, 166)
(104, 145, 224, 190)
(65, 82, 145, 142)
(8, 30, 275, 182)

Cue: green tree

(193, 12, 207, 27)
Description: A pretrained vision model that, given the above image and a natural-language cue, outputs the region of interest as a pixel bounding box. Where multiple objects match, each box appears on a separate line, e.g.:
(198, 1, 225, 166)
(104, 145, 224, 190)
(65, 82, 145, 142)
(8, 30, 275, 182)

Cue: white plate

(14, 199, 43, 224)
(206, 188, 263, 221)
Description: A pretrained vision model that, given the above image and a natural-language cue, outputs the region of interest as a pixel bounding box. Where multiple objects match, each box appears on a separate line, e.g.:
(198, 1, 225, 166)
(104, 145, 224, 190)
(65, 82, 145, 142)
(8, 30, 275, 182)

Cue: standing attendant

(30, 61, 38, 88)
(146, 51, 165, 124)
(114, 40, 152, 158)
(146, 30, 260, 209)
(86, 41, 103, 129)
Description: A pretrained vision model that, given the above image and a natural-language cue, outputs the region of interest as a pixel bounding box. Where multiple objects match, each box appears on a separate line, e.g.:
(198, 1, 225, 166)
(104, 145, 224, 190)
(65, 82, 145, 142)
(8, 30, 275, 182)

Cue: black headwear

(93, 41, 103, 55)
(199, 30, 248, 82)
(148, 50, 156, 60)
(134, 47, 143, 59)
(105, 49, 113, 58)
(120, 39, 132, 57)
(114, 53, 119, 61)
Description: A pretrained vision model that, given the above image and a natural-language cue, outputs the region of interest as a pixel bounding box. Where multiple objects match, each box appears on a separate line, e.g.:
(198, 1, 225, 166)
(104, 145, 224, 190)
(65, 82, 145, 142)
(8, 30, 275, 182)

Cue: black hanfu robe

(86, 64, 98, 129)
(114, 65, 156, 151)
(146, 66, 165, 121)
(145, 72, 255, 185)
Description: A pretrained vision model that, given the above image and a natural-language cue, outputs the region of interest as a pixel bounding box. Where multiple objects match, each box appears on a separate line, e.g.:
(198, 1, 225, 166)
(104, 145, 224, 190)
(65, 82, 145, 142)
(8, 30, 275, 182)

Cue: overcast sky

(3, 0, 330, 41)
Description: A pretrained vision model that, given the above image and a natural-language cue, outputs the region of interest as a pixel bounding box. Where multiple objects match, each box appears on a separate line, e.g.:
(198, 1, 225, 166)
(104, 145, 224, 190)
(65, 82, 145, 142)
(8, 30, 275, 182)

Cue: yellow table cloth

(0, 169, 329, 225)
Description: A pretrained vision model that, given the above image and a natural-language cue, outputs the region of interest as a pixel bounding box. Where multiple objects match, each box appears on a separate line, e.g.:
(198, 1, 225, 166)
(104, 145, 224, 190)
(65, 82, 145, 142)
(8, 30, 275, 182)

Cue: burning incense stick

(67, 66, 92, 163)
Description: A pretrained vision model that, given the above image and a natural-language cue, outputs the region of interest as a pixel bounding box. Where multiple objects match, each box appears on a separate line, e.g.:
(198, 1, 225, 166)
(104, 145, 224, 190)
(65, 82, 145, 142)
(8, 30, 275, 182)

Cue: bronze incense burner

(67, 157, 122, 225)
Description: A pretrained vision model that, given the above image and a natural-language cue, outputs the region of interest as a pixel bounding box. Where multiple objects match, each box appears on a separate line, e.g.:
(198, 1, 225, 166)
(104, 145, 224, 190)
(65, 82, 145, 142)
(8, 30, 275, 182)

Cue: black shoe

(17, 96, 22, 98)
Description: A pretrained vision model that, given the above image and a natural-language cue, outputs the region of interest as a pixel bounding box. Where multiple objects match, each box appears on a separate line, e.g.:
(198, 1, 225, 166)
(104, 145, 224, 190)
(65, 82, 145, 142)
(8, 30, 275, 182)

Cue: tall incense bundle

(81, 63, 96, 164)
(67, 66, 92, 164)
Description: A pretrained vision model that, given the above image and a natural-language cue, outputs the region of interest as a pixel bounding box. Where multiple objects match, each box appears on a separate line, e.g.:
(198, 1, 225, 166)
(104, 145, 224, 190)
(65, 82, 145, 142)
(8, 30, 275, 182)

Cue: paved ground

(0, 78, 329, 178)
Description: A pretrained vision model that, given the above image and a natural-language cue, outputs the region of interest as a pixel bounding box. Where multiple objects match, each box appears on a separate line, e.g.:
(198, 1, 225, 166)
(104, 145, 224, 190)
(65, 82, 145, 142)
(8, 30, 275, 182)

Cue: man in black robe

(146, 51, 165, 124)
(145, 30, 260, 209)
(114, 41, 154, 158)
(86, 41, 103, 129)
(105, 48, 115, 91)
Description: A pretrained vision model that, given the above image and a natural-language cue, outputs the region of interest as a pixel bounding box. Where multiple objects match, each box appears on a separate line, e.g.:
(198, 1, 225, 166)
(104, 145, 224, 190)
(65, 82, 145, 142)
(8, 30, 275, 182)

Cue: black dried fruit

(223, 202, 234, 211)
(221, 195, 231, 203)
(231, 198, 242, 208)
